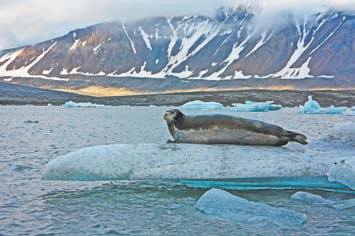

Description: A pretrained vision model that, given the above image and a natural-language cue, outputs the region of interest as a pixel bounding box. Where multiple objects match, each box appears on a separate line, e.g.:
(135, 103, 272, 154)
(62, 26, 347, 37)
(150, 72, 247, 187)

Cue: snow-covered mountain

(0, 6, 354, 93)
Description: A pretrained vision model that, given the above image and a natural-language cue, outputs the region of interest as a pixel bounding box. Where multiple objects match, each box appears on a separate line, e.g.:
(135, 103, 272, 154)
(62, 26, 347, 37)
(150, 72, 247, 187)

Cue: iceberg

(181, 100, 224, 110)
(291, 191, 335, 206)
(230, 101, 281, 112)
(43, 143, 354, 183)
(299, 96, 347, 114)
(291, 191, 355, 210)
(62, 101, 106, 108)
(195, 189, 307, 225)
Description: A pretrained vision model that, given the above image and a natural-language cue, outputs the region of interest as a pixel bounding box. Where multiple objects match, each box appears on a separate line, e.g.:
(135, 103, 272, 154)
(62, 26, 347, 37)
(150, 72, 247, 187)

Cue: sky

(0, 0, 354, 50)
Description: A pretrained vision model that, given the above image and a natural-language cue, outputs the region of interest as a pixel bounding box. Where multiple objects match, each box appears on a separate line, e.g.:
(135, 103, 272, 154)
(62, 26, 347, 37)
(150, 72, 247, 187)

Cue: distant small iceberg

(181, 100, 224, 110)
(299, 96, 347, 114)
(62, 101, 106, 108)
(231, 101, 282, 112)
(195, 188, 306, 225)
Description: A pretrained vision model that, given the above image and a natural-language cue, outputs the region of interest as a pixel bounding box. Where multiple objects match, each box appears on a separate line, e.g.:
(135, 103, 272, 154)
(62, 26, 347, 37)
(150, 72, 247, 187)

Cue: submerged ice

(231, 101, 282, 112)
(195, 189, 307, 225)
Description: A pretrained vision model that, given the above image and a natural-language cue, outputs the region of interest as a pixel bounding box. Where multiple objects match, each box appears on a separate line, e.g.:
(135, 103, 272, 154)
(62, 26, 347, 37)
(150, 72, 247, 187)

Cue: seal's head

(163, 109, 184, 125)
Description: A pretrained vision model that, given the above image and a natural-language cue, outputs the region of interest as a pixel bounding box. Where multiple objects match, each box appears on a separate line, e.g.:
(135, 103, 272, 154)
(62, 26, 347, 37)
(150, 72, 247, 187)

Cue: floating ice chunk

(181, 100, 224, 110)
(62, 101, 106, 108)
(43, 143, 355, 181)
(291, 191, 355, 210)
(195, 188, 307, 225)
(291, 191, 335, 205)
(231, 101, 281, 112)
(331, 198, 355, 210)
(320, 123, 355, 146)
(299, 96, 347, 114)
(327, 160, 355, 190)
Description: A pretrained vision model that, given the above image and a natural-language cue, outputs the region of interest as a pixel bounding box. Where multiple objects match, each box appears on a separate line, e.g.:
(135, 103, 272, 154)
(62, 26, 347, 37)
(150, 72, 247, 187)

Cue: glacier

(180, 100, 224, 110)
(195, 189, 307, 225)
(299, 96, 347, 114)
(230, 101, 282, 112)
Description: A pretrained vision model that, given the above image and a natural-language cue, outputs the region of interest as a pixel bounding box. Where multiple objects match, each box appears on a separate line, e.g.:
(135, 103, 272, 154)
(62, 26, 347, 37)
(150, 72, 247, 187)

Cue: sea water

(0, 105, 354, 235)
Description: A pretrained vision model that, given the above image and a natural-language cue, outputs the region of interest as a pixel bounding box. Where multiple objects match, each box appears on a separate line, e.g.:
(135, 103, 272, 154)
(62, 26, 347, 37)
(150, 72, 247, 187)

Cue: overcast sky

(0, 0, 353, 49)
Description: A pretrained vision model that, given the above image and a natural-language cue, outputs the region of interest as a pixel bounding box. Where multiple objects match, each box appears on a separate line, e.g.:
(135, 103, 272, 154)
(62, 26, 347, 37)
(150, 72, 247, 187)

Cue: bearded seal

(163, 109, 307, 146)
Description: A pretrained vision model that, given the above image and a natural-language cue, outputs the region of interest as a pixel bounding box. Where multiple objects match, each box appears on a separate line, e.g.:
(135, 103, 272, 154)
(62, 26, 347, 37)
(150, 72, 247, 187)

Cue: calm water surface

(0, 106, 354, 235)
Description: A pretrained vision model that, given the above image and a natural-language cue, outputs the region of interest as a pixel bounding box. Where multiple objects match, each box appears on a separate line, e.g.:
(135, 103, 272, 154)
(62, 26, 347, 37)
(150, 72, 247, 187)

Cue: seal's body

(163, 109, 307, 146)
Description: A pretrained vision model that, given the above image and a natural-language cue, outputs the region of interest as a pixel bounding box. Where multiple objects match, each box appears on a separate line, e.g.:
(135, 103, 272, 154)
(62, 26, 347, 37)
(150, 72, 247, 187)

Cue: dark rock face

(0, 7, 354, 91)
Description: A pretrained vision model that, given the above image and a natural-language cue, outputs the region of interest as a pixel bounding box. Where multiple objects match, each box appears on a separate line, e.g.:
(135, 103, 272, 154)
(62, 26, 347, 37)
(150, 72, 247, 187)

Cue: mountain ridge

(0, 6, 354, 93)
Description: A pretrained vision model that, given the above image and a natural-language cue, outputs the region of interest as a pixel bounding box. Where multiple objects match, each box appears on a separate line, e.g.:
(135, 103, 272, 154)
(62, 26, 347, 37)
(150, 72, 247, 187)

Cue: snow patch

(139, 27, 152, 51)
(122, 23, 137, 54)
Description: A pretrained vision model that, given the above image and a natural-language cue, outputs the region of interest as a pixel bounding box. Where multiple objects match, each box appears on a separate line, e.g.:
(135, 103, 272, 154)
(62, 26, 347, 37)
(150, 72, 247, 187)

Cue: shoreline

(1, 82, 355, 107)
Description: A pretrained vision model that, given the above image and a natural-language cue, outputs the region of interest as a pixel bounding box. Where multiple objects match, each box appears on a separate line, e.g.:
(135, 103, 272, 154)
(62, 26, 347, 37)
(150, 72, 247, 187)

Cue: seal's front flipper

(166, 139, 177, 143)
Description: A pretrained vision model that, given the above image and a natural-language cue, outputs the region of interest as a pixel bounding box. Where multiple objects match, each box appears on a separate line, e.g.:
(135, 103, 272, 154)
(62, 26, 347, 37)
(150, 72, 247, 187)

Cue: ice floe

(299, 96, 347, 114)
(291, 191, 355, 209)
(195, 189, 307, 225)
(43, 143, 354, 182)
(181, 100, 224, 110)
(231, 101, 282, 112)
(62, 101, 106, 108)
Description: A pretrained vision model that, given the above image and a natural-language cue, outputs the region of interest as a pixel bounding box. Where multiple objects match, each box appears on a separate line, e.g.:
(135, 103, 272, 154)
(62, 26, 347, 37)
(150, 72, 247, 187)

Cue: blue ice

(231, 101, 281, 112)
(299, 96, 347, 114)
(181, 100, 224, 110)
(195, 188, 307, 225)
(291, 191, 355, 210)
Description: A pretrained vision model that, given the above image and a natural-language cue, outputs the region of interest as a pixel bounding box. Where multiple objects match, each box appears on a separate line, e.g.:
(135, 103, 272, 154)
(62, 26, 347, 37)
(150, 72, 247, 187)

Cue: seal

(163, 109, 307, 146)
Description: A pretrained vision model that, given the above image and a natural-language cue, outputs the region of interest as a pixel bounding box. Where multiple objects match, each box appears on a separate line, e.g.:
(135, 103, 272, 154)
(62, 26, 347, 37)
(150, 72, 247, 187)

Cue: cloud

(0, 0, 353, 49)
